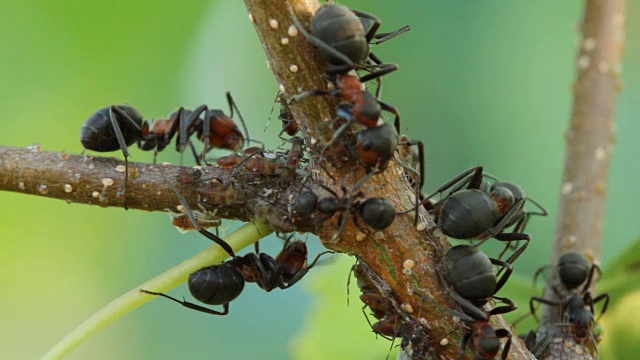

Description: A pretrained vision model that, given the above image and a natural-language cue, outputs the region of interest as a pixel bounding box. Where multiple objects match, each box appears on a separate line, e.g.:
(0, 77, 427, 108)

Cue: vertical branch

(540, 0, 625, 357)
(245, 0, 534, 359)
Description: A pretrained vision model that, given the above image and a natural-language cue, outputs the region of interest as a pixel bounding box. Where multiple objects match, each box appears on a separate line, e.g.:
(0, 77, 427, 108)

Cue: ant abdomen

(188, 264, 245, 305)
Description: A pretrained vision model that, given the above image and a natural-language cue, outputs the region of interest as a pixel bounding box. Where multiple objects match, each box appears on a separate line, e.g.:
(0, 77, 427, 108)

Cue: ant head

(472, 323, 501, 359)
(491, 181, 524, 203)
(489, 186, 516, 215)
(356, 123, 399, 170)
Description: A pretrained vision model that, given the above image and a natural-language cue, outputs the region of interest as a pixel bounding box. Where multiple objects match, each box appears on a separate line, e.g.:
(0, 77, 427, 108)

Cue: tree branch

(538, 0, 625, 358)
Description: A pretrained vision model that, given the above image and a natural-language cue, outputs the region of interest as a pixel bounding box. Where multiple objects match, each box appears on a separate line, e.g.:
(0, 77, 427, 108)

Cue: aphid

(167, 205, 221, 234)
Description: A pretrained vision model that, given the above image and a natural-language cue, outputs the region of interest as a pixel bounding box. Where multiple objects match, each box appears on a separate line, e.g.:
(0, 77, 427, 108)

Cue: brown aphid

(253, 201, 294, 233)
(372, 313, 402, 338)
(169, 209, 221, 233)
(198, 182, 246, 206)
(216, 154, 244, 168)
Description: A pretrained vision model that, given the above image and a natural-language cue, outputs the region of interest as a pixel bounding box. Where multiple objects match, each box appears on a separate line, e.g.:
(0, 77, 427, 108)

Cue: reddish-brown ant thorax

(149, 118, 175, 137)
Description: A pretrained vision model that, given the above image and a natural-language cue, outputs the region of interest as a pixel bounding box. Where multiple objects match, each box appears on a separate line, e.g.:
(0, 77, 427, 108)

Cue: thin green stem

(41, 221, 272, 360)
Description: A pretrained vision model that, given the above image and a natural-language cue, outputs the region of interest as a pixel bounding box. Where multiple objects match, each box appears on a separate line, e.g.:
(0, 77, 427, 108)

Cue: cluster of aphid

(77, 2, 607, 359)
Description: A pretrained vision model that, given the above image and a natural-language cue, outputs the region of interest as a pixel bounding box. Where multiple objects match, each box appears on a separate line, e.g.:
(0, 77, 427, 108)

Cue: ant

(80, 92, 249, 209)
(292, 3, 409, 80)
(442, 245, 522, 309)
(302, 182, 396, 242)
(529, 292, 607, 359)
(412, 165, 547, 264)
(438, 245, 519, 359)
(141, 238, 332, 316)
(527, 252, 609, 357)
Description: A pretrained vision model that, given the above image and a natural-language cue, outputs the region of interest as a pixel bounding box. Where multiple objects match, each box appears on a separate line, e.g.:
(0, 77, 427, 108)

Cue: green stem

(41, 221, 272, 360)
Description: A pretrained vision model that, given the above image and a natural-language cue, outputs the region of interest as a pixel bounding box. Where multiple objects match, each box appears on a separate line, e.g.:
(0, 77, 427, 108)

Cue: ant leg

(331, 209, 351, 243)
(359, 63, 398, 84)
(524, 196, 549, 217)
(161, 107, 184, 155)
(494, 328, 512, 360)
(351, 9, 381, 43)
(529, 296, 561, 323)
(108, 106, 143, 210)
(377, 99, 400, 134)
(187, 141, 202, 166)
(533, 265, 551, 288)
(140, 290, 229, 316)
(582, 264, 603, 293)
(170, 182, 235, 257)
(459, 333, 472, 359)
(491, 258, 513, 293)
(370, 25, 411, 45)
(490, 296, 517, 316)
(402, 165, 484, 214)
(590, 293, 610, 322)
(226, 91, 252, 148)
(281, 250, 334, 289)
(492, 231, 530, 266)
(396, 138, 424, 225)
(178, 105, 208, 164)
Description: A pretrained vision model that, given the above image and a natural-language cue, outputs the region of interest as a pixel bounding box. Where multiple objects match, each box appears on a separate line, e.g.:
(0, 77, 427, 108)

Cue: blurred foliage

(0, 0, 639, 359)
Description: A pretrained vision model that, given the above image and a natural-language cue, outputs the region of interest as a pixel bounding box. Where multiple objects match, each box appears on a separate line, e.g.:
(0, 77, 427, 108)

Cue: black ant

(141, 238, 332, 316)
(80, 92, 249, 209)
(292, 3, 409, 80)
(438, 245, 520, 359)
(527, 252, 609, 357)
(413, 165, 547, 264)
(304, 181, 396, 242)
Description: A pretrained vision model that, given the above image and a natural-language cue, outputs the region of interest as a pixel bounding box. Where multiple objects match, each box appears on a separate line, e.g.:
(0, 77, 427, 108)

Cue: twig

(538, 0, 625, 358)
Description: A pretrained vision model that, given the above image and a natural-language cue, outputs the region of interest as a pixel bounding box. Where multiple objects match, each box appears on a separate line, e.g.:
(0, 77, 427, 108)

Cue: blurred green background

(0, 0, 638, 359)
